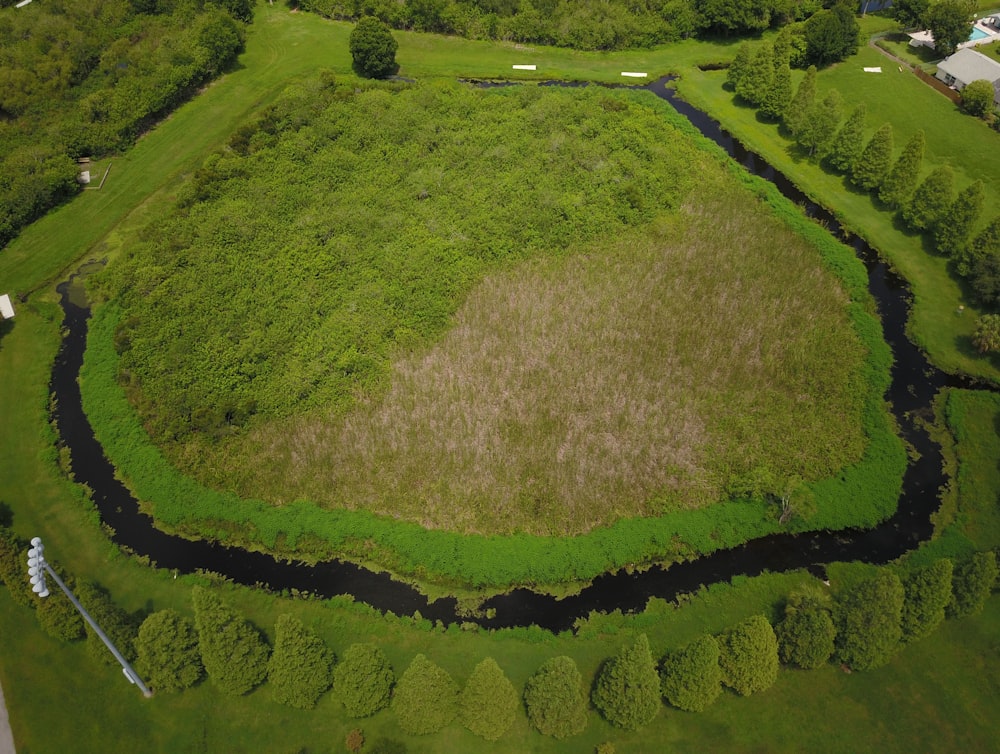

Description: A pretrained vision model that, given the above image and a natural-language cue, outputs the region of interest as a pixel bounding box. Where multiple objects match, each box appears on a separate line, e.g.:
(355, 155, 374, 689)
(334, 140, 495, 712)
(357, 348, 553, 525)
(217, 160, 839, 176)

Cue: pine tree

(75, 579, 140, 666)
(135, 609, 204, 693)
(760, 63, 793, 121)
(797, 89, 843, 158)
(775, 594, 837, 669)
(192, 586, 270, 696)
(784, 66, 817, 138)
(737, 43, 774, 108)
(592, 634, 660, 730)
(333, 643, 395, 718)
(267, 614, 334, 709)
(660, 634, 723, 712)
(835, 570, 904, 670)
(878, 130, 925, 208)
(524, 656, 588, 739)
(727, 43, 753, 92)
(902, 165, 955, 232)
(826, 103, 867, 173)
(773, 26, 793, 69)
(900, 559, 953, 641)
(947, 551, 998, 618)
(851, 123, 894, 192)
(391, 654, 459, 735)
(460, 657, 519, 741)
(717, 615, 779, 696)
(935, 179, 984, 262)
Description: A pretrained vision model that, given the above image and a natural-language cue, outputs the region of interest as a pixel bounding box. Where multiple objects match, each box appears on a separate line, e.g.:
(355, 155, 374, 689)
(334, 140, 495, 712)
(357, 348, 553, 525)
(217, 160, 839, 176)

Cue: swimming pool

(970, 27, 990, 41)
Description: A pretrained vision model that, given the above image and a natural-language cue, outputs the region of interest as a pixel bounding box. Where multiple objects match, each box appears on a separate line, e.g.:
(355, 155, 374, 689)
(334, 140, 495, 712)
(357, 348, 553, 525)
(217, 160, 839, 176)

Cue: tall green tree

(892, 0, 931, 27)
(772, 26, 793, 69)
(267, 614, 334, 709)
(391, 654, 459, 735)
(592, 634, 660, 730)
(75, 580, 140, 666)
(826, 103, 867, 173)
(879, 130, 925, 208)
(737, 43, 774, 108)
(902, 164, 955, 231)
(660, 634, 723, 712)
(333, 643, 395, 718)
(460, 657, 519, 741)
(947, 551, 998, 618)
(965, 216, 1000, 280)
(834, 570, 904, 670)
(960, 79, 996, 118)
(349, 16, 399, 79)
(524, 656, 589, 739)
(797, 89, 843, 157)
(935, 179, 984, 262)
(804, 3, 861, 67)
(775, 593, 837, 669)
(925, 0, 975, 57)
(726, 43, 753, 92)
(717, 615, 779, 696)
(760, 62, 793, 121)
(36, 584, 85, 643)
(192, 586, 270, 696)
(851, 123, 894, 191)
(135, 609, 204, 693)
(900, 559, 953, 641)
(784, 65, 817, 138)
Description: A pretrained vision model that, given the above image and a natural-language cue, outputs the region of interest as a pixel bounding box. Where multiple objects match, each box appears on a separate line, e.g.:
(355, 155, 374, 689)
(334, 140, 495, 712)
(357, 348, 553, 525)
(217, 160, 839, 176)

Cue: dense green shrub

(391, 654, 459, 735)
(0, 526, 33, 607)
(960, 80, 996, 119)
(36, 583, 86, 643)
(803, 3, 860, 67)
(74, 579, 139, 666)
(775, 592, 836, 669)
(851, 123, 894, 192)
(717, 615, 779, 695)
(900, 559, 953, 641)
(660, 634, 723, 712)
(460, 657, 519, 741)
(592, 634, 660, 730)
(524, 656, 589, 739)
(333, 642, 395, 717)
(192, 587, 270, 695)
(349, 17, 399, 79)
(835, 571, 904, 670)
(947, 551, 998, 618)
(135, 609, 203, 693)
(267, 614, 334, 709)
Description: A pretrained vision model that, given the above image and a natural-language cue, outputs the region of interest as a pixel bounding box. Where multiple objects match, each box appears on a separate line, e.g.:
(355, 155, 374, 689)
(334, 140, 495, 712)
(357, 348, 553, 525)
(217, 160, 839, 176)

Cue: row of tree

(1, 525, 995, 741)
(727, 41, 1000, 352)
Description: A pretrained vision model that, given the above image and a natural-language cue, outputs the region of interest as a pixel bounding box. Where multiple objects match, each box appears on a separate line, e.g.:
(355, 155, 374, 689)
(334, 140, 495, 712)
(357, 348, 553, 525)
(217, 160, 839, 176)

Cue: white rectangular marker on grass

(14, 0, 32, 7)
(863, 67, 882, 73)
(621, 72, 647, 78)
(513, 65, 537, 70)
(0, 294, 15, 320)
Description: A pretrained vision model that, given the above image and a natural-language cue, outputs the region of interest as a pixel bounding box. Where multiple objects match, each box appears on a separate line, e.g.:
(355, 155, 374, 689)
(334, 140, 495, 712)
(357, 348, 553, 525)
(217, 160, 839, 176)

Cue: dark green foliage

(775, 593, 836, 669)
(74, 580, 139, 666)
(851, 123, 894, 191)
(892, 0, 930, 27)
(972, 314, 1000, 353)
(717, 615, 779, 696)
(925, 0, 975, 57)
(902, 165, 955, 232)
(349, 17, 399, 79)
(834, 570, 904, 670)
(878, 130, 925, 209)
(961, 80, 997, 119)
(784, 65, 817, 138)
(772, 27, 793, 69)
(192, 587, 270, 696)
(826, 103, 867, 173)
(0, 527, 33, 607)
(135, 609, 203, 693)
(947, 551, 998, 618)
(695, 0, 774, 35)
(660, 634, 723, 712)
(736, 43, 774, 107)
(760, 63, 793, 121)
(267, 614, 334, 709)
(935, 180, 984, 261)
(460, 657, 518, 741)
(804, 3, 860, 67)
(391, 654, 459, 735)
(333, 643, 394, 718)
(726, 43, 753, 91)
(965, 217, 1000, 296)
(592, 634, 660, 730)
(36, 579, 85, 643)
(524, 656, 589, 739)
(796, 89, 843, 157)
(901, 559, 953, 641)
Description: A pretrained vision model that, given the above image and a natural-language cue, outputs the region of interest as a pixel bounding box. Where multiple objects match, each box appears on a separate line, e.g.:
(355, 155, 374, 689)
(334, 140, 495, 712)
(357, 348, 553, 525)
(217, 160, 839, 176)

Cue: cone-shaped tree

(727, 43, 753, 91)
(851, 123, 894, 191)
(935, 179, 984, 263)
(192, 586, 269, 695)
(524, 656, 588, 739)
(135, 609, 203, 693)
(737, 43, 774, 107)
(947, 551, 998, 618)
(75, 580, 139, 666)
(460, 657, 519, 741)
(900, 559, 953, 641)
(826, 103, 867, 173)
(718, 615, 779, 696)
(834, 570, 904, 670)
(592, 634, 660, 730)
(971, 216, 1000, 261)
(267, 614, 334, 709)
(760, 63, 793, 121)
(784, 66, 817, 138)
(660, 634, 723, 712)
(797, 89, 843, 158)
(334, 643, 395, 718)
(773, 26, 793, 69)
(902, 165, 955, 231)
(776, 594, 837, 669)
(392, 654, 459, 735)
(879, 130, 925, 208)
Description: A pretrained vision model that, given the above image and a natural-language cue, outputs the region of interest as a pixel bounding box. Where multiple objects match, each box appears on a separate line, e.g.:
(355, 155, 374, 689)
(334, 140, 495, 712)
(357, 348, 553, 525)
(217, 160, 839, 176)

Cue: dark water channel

(50, 77, 980, 633)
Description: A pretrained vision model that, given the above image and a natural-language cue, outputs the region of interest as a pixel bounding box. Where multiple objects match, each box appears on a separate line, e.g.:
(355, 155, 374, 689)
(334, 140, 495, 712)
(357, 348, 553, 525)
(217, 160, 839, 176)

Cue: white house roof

(937, 48, 1000, 85)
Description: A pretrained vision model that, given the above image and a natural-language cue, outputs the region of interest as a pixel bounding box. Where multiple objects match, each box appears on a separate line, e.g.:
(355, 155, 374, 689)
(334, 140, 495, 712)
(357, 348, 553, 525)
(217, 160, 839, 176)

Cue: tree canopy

(925, 0, 975, 57)
(947, 551, 998, 618)
(460, 657, 519, 741)
(333, 643, 395, 718)
(391, 654, 459, 735)
(803, 3, 860, 67)
(775, 593, 837, 669)
(660, 634, 723, 711)
(834, 571, 904, 670)
(192, 587, 270, 696)
(900, 559, 953, 641)
(349, 16, 399, 79)
(267, 613, 334, 709)
(592, 634, 661, 730)
(717, 615, 779, 695)
(135, 609, 204, 693)
(524, 656, 589, 739)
